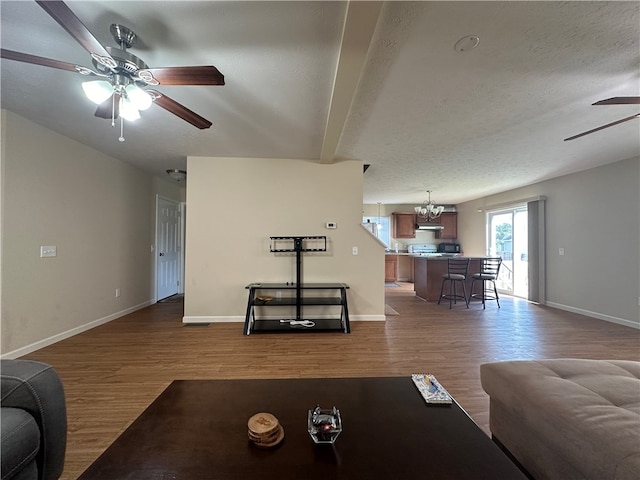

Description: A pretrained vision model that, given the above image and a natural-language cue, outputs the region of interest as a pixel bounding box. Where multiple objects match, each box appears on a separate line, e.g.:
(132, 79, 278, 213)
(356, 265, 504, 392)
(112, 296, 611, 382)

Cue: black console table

(243, 282, 350, 335)
(244, 236, 350, 335)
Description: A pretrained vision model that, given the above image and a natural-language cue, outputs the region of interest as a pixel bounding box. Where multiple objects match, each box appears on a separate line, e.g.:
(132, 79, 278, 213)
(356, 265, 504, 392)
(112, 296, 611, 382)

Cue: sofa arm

(1, 360, 67, 480)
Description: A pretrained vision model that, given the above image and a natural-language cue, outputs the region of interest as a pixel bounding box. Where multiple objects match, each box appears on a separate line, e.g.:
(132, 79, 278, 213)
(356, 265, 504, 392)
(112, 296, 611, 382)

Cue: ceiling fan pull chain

(119, 116, 125, 142)
(111, 93, 116, 127)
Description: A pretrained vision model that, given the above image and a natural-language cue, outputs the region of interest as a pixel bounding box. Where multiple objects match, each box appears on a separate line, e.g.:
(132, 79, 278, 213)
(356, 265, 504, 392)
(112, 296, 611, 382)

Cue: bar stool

(438, 258, 470, 308)
(469, 257, 502, 308)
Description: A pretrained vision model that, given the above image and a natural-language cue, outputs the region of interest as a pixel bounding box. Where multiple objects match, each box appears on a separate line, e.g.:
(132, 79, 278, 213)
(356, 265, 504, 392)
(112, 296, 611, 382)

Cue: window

(363, 215, 390, 247)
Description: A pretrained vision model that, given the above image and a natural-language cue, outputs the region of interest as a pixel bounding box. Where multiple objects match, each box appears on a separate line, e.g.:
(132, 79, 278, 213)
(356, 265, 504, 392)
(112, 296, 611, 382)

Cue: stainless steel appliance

(415, 220, 444, 230)
(438, 243, 461, 254)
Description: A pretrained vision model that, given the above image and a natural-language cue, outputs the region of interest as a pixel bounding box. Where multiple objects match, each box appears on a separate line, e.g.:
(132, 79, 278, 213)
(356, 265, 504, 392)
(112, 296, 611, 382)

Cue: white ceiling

(1, 1, 638, 205)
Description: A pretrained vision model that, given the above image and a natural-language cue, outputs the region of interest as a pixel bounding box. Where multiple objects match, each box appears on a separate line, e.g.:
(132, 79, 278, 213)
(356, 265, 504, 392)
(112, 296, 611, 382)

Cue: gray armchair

(1, 360, 67, 480)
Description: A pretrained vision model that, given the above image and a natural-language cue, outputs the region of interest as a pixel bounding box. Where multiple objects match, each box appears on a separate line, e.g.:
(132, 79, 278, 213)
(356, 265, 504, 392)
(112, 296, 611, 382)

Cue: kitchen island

(413, 256, 485, 302)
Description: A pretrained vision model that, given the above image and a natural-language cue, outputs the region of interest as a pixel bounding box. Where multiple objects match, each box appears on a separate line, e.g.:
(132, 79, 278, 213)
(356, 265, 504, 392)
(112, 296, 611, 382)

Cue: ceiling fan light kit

(119, 97, 141, 121)
(166, 169, 187, 182)
(82, 80, 113, 104)
(125, 84, 152, 110)
(1, 1, 224, 143)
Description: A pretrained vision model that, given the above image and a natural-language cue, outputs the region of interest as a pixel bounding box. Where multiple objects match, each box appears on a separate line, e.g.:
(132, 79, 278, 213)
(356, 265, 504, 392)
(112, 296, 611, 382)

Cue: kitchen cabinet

(385, 255, 398, 282)
(392, 213, 416, 239)
(397, 255, 413, 282)
(435, 212, 458, 239)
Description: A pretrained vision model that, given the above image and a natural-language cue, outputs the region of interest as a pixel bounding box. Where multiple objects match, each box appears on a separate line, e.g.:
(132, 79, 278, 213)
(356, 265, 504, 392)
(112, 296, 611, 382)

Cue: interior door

(156, 196, 181, 301)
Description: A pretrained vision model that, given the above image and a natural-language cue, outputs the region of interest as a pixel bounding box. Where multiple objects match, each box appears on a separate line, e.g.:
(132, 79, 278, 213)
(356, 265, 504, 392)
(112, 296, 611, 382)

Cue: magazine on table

(411, 374, 453, 405)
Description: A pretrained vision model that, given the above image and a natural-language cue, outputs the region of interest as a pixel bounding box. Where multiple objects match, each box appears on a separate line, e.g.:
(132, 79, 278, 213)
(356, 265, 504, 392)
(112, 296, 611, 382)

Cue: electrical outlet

(352, 246, 358, 255)
(558, 247, 565, 256)
(115, 288, 121, 298)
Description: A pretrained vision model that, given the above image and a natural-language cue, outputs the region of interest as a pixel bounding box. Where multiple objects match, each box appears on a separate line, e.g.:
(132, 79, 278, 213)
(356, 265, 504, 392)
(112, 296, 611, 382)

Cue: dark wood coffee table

(78, 377, 526, 479)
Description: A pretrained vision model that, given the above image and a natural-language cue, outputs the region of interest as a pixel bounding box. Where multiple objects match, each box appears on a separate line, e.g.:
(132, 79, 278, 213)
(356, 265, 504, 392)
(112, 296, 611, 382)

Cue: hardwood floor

(21, 282, 640, 480)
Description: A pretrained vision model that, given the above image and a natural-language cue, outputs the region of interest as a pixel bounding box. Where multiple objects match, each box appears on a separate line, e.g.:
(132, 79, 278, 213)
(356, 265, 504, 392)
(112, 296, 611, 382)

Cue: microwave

(438, 243, 461, 253)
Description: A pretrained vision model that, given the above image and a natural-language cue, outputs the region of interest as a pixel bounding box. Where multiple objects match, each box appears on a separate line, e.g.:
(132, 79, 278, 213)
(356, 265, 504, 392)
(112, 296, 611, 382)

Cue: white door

(156, 196, 181, 300)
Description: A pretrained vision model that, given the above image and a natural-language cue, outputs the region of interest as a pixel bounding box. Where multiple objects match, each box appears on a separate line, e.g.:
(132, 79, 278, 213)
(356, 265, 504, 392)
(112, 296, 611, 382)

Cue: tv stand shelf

(244, 283, 350, 335)
(244, 236, 350, 335)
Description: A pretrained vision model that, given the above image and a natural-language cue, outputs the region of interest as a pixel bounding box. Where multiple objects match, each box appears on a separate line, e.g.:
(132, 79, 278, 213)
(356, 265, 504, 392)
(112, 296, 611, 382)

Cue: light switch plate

(40, 246, 57, 257)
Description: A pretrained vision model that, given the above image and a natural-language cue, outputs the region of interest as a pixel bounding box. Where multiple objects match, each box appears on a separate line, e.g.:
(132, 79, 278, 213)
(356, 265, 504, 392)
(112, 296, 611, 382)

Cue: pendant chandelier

(414, 190, 444, 221)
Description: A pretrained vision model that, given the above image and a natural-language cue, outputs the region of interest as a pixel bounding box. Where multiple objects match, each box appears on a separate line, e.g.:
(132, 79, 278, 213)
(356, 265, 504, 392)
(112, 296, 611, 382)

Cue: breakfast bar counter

(413, 256, 485, 302)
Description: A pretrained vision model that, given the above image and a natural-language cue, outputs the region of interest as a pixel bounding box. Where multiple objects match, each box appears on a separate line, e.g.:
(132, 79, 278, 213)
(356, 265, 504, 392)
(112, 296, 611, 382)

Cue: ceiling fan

(564, 97, 640, 141)
(0, 0, 224, 140)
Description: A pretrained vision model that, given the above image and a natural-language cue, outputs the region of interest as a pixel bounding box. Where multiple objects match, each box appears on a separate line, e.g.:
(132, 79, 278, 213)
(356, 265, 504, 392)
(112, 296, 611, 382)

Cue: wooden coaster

(248, 412, 284, 448)
(251, 425, 285, 448)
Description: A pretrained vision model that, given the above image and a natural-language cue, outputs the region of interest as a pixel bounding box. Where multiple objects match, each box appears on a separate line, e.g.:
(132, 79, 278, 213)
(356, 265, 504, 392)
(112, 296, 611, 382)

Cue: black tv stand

(243, 236, 350, 335)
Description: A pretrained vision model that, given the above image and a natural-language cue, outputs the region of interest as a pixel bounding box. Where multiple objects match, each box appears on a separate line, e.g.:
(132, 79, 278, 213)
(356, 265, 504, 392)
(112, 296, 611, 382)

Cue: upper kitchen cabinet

(392, 213, 416, 238)
(435, 212, 458, 239)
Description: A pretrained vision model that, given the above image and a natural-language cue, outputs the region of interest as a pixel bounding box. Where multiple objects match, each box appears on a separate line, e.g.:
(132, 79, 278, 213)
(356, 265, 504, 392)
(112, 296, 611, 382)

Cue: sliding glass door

(487, 205, 528, 298)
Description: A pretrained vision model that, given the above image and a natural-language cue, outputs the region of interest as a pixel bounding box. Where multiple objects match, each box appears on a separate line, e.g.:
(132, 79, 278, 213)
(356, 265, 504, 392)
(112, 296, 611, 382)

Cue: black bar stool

(438, 258, 470, 308)
(469, 257, 502, 308)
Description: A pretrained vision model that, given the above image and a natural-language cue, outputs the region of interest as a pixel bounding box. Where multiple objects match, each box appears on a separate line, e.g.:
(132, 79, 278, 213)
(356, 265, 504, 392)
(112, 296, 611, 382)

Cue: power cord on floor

(279, 319, 315, 328)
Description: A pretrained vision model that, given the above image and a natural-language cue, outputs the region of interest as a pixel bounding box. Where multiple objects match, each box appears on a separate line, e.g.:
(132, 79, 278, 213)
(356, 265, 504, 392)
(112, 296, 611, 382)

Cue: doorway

(155, 196, 183, 301)
(487, 205, 528, 298)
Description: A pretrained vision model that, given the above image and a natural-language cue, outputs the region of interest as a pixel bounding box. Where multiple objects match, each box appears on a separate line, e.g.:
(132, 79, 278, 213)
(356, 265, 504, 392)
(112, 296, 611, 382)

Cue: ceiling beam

(320, 1, 382, 163)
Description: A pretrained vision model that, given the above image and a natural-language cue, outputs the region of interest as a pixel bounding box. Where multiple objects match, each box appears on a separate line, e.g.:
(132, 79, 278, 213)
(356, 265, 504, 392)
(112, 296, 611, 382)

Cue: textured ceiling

(1, 1, 638, 205)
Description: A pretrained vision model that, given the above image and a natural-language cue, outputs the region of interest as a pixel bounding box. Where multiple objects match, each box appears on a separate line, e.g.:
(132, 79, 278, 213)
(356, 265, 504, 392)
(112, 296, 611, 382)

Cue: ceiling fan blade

(36, 0, 116, 70)
(94, 93, 121, 119)
(1, 48, 79, 72)
(147, 90, 212, 129)
(564, 114, 640, 141)
(139, 66, 225, 86)
(593, 97, 640, 105)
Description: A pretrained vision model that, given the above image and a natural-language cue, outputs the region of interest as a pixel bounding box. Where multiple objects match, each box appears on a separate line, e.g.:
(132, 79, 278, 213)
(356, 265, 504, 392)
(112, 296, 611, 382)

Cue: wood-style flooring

(21, 283, 640, 480)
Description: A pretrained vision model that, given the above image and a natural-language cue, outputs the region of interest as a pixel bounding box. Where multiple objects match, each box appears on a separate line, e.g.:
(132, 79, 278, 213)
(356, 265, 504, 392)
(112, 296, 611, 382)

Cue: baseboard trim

(183, 316, 243, 324)
(545, 302, 639, 330)
(1, 300, 153, 359)
(352, 315, 386, 321)
(183, 314, 387, 324)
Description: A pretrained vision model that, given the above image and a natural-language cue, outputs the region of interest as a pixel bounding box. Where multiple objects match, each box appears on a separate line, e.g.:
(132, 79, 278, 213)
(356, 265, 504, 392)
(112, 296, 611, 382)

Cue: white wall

(183, 156, 385, 323)
(0, 110, 183, 357)
(457, 156, 640, 327)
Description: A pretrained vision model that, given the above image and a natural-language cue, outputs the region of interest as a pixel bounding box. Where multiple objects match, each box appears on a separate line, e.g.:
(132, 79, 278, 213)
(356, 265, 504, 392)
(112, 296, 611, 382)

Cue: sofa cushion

(481, 359, 640, 480)
(1, 360, 67, 480)
(1, 407, 40, 480)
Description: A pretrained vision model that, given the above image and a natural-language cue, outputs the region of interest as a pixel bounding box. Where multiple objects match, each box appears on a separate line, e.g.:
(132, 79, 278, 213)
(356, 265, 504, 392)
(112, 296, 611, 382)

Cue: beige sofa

(480, 359, 640, 480)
